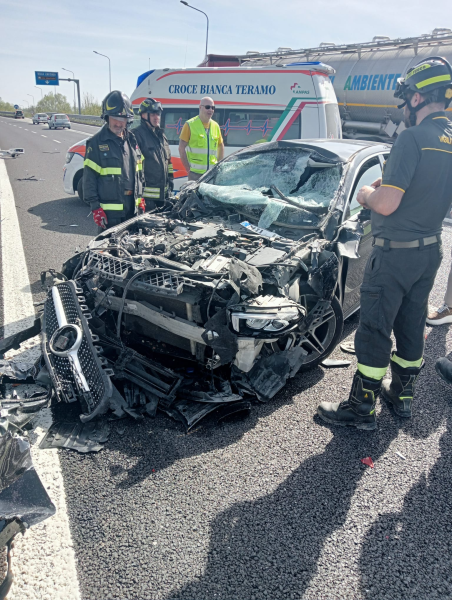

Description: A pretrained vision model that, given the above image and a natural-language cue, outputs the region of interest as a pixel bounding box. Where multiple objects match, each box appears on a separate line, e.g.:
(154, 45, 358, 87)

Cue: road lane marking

(24, 128, 28, 131)
(31, 131, 36, 134)
(41, 135, 47, 138)
(53, 140, 61, 143)
(0, 160, 81, 600)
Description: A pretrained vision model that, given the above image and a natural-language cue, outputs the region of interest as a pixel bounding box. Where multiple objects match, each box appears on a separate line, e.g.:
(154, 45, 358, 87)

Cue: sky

(0, 0, 450, 109)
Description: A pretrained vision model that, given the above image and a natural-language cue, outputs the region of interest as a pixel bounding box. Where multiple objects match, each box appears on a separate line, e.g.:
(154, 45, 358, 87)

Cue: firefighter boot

(435, 356, 452, 386)
(381, 354, 424, 418)
(317, 371, 381, 430)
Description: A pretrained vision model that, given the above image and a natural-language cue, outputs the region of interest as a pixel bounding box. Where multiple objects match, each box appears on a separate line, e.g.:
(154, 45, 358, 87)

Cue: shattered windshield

(200, 149, 342, 229)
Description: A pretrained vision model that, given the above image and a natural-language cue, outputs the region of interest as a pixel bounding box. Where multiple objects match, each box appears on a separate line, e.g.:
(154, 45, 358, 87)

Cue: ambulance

(63, 63, 341, 201)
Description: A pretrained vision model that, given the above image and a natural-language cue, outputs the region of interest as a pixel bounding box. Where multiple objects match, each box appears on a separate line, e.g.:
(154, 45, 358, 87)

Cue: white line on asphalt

(53, 140, 61, 143)
(41, 135, 47, 138)
(24, 128, 28, 131)
(31, 131, 36, 134)
(0, 160, 81, 600)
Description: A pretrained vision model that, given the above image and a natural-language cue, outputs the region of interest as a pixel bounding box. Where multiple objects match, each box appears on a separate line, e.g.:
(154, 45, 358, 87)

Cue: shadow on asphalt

(53, 365, 326, 490)
(357, 323, 452, 600)
(163, 321, 448, 600)
(27, 196, 95, 236)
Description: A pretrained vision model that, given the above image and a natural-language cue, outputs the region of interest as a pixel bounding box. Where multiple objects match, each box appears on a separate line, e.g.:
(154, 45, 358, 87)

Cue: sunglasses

(201, 105, 215, 110)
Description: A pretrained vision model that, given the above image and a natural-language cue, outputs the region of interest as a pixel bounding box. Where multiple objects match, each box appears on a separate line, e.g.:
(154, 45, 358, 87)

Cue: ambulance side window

(162, 110, 198, 144)
(222, 111, 300, 147)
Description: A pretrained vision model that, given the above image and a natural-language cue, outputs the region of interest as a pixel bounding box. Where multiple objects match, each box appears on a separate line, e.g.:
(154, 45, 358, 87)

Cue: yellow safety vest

(186, 116, 221, 174)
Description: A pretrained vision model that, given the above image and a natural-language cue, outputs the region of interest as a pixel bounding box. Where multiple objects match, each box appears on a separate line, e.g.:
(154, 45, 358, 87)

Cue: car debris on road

(0, 148, 24, 159)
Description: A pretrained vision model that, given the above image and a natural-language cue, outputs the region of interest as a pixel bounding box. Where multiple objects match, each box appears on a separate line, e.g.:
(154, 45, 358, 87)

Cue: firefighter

(178, 97, 224, 181)
(83, 90, 145, 230)
(317, 56, 452, 430)
(132, 98, 174, 208)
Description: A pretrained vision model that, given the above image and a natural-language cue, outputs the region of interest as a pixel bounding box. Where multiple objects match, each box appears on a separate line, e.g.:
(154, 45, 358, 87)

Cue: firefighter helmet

(101, 90, 134, 122)
(138, 98, 163, 115)
(395, 57, 452, 105)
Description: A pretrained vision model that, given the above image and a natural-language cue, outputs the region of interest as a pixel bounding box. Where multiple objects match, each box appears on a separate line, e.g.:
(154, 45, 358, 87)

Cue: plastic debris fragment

(360, 457, 374, 468)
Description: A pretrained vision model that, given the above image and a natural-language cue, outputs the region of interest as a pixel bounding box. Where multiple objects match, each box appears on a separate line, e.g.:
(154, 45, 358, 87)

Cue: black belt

(373, 235, 440, 249)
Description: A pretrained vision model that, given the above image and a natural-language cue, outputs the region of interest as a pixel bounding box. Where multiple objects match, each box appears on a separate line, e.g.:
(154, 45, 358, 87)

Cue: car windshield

(56, 114, 67, 119)
(200, 148, 342, 229)
(38, 113, 47, 117)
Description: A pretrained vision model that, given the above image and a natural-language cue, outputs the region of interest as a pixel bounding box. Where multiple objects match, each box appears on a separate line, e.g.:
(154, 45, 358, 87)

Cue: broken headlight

(245, 311, 299, 332)
(229, 298, 305, 339)
(65, 152, 74, 164)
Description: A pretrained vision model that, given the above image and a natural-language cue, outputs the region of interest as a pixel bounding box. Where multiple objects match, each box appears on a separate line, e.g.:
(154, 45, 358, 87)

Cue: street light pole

(35, 86, 43, 99)
(93, 51, 111, 92)
(62, 67, 76, 112)
(180, 1, 209, 59)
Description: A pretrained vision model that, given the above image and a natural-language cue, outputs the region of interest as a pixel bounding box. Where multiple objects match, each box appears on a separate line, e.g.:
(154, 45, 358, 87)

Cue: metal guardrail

(0, 111, 17, 117)
(67, 114, 103, 126)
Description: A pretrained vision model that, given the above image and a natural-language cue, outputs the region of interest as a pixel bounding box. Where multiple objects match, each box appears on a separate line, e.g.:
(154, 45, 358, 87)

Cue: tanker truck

(233, 29, 452, 142)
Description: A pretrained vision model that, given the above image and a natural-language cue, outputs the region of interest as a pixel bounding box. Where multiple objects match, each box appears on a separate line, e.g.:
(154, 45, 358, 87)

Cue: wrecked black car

(40, 139, 391, 429)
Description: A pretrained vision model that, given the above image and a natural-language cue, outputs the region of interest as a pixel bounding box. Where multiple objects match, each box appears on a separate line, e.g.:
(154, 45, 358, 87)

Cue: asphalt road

(2, 114, 452, 600)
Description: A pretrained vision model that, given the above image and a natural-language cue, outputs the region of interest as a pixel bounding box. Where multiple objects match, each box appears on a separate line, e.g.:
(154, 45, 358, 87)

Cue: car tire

(296, 294, 344, 371)
(76, 175, 88, 205)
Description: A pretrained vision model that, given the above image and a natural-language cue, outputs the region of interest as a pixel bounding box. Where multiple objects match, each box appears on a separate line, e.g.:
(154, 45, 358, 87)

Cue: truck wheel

(77, 176, 88, 205)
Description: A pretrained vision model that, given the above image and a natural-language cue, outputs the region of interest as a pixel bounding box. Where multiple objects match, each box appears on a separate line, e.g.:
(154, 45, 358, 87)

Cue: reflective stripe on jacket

(83, 126, 144, 219)
(133, 121, 173, 202)
(186, 116, 221, 174)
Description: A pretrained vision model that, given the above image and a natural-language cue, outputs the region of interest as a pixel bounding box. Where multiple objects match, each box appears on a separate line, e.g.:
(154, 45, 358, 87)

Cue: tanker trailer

(237, 29, 452, 142)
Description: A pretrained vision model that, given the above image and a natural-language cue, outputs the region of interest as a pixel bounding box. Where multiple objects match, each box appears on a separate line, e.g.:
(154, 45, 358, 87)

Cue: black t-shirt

(372, 112, 452, 241)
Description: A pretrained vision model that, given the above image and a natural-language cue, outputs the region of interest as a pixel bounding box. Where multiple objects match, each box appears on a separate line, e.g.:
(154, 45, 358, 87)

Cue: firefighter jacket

(132, 121, 174, 203)
(83, 125, 144, 221)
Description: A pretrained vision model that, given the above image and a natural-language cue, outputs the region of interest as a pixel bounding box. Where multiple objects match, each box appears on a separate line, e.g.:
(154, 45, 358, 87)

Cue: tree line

(1, 93, 102, 115)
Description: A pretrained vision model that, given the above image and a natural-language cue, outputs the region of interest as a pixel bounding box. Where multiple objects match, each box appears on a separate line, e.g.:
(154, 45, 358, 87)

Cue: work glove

(93, 207, 108, 229)
(138, 197, 146, 213)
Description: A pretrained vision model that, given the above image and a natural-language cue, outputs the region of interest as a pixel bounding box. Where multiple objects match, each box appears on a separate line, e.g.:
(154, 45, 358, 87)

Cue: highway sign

(35, 71, 59, 86)
(14, 104, 19, 109)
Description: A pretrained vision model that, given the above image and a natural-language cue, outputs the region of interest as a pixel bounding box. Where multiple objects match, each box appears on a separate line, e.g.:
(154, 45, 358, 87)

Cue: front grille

(130, 271, 195, 297)
(42, 281, 113, 420)
(88, 251, 135, 282)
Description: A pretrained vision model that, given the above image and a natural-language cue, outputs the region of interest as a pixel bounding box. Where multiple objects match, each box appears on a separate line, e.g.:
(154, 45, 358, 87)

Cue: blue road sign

(14, 104, 19, 109)
(35, 71, 59, 86)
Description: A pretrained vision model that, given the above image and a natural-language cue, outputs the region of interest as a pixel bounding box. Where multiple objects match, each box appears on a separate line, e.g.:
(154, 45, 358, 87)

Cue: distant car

(48, 114, 71, 129)
(32, 113, 49, 125)
(14, 110, 24, 119)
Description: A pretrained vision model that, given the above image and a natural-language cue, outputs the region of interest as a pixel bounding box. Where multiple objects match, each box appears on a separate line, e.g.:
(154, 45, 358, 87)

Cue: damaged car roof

(230, 138, 390, 163)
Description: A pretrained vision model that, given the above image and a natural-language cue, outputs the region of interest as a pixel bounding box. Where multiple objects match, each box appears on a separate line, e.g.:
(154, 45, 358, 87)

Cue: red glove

(139, 198, 146, 213)
(93, 207, 108, 228)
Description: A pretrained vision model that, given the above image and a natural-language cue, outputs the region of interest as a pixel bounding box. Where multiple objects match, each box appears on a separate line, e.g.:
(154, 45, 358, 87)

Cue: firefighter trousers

(355, 241, 443, 369)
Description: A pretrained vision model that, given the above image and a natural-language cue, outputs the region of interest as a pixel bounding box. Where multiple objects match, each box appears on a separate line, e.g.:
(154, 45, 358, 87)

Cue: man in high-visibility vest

(178, 97, 224, 181)
(84, 90, 145, 230)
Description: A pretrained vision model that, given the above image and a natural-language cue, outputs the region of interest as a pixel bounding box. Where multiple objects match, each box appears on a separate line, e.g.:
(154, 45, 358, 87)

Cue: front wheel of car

(296, 294, 344, 371)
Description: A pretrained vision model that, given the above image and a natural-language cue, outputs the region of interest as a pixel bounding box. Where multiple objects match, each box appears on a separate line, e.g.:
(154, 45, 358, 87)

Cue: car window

(348, 158, 382, 217)
(205, 148, 342, 215)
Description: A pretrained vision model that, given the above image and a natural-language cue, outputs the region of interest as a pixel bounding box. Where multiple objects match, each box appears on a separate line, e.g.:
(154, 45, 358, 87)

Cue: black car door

(341, 155, 383, 319)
